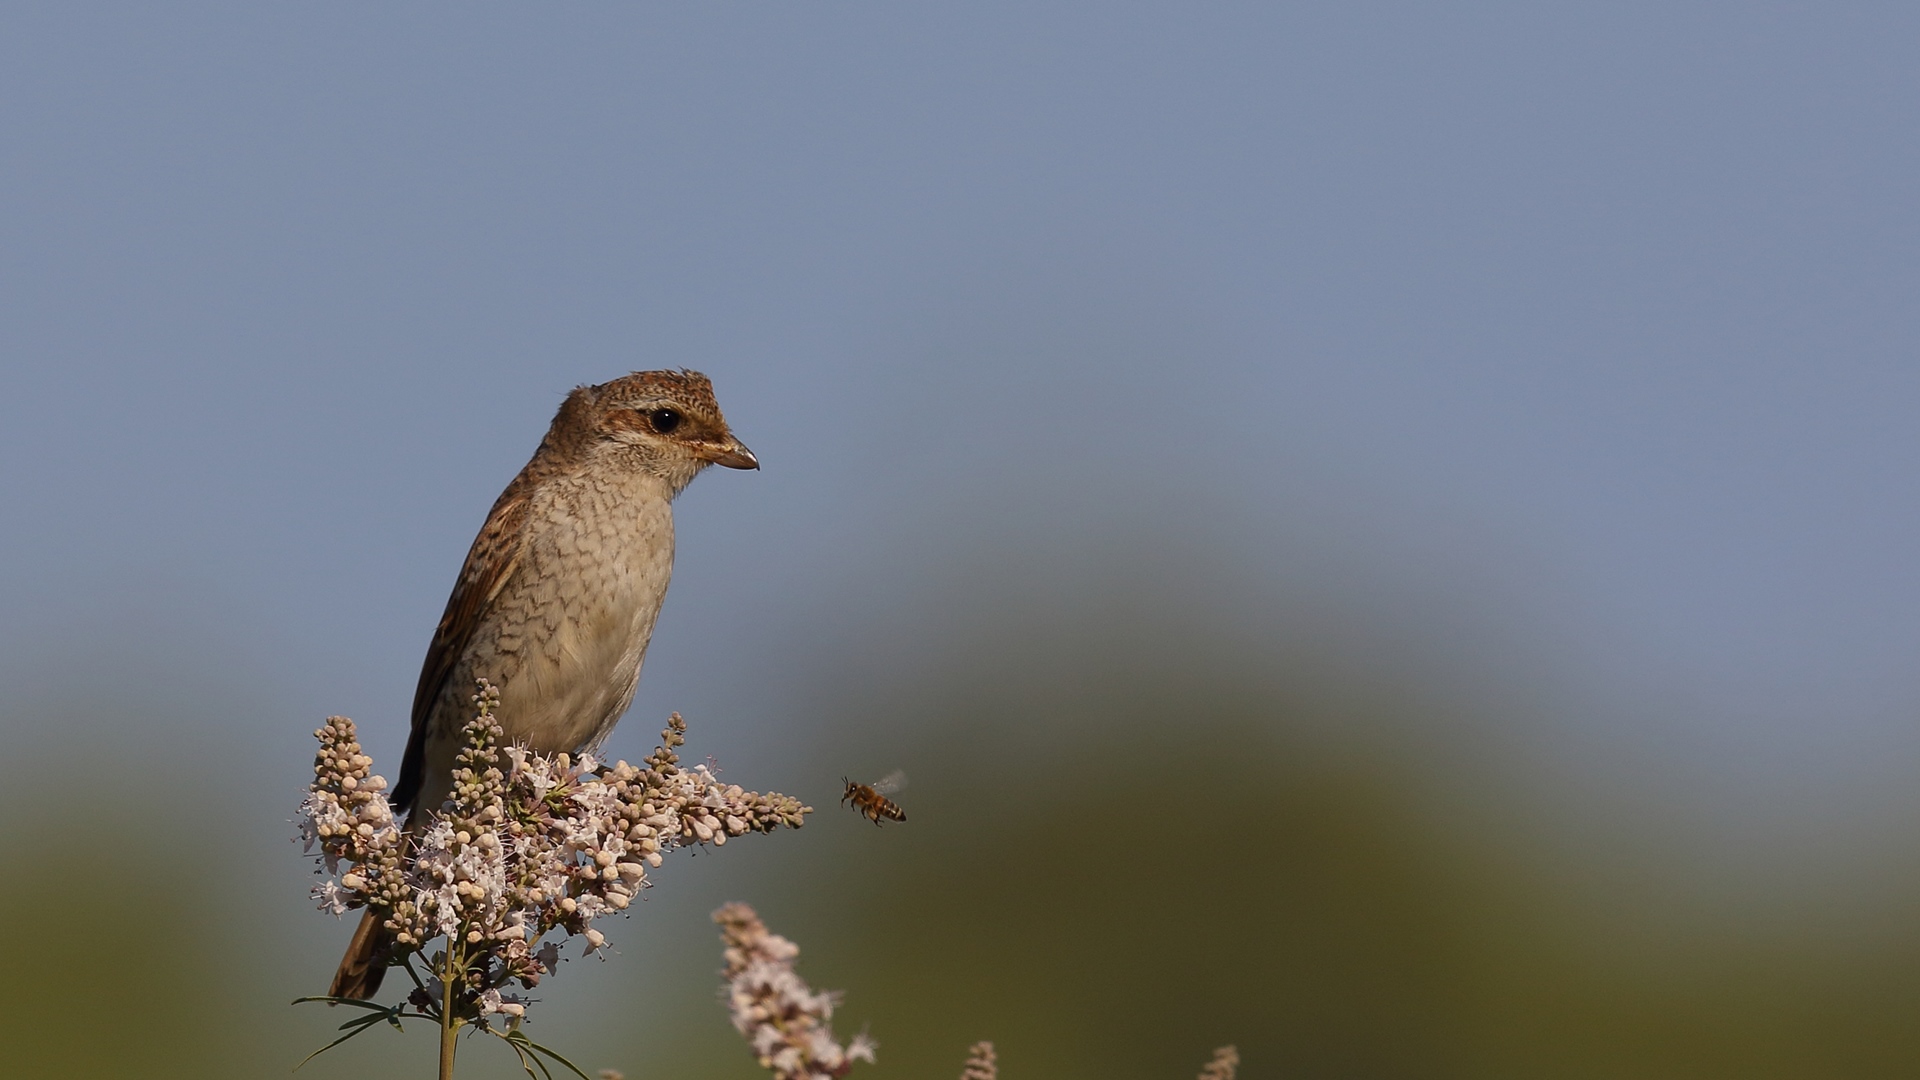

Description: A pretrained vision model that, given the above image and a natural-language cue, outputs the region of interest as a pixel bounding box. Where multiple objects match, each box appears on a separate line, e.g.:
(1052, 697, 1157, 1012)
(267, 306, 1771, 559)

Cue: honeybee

(841, 770, 908, 825)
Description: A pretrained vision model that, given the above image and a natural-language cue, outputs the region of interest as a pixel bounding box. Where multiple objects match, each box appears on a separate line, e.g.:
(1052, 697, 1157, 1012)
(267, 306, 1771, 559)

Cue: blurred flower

(1196, 1045, 1239, 1080)
(714, 902, 877, 1080)
(959, 1041, 997, 1080)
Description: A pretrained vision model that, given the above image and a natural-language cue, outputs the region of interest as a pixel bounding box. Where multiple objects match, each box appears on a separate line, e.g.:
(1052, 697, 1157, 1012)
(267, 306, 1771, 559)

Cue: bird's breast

(475, 476, 677, 754)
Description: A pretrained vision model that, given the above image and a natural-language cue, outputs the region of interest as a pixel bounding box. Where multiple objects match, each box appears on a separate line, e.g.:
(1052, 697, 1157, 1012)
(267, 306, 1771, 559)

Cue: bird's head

(563, 369, 758, 493)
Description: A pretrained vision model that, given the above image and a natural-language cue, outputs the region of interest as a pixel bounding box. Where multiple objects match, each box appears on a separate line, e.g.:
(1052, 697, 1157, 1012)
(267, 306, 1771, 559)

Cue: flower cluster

(959, 1041, 997, 1080)
(299, 715, 406, 918)
(1196, 1045, 1239, 1080)
(300, 681, 809, 1019)
(714, 902, 877, 1080)
(708, 914, 1244, 1080)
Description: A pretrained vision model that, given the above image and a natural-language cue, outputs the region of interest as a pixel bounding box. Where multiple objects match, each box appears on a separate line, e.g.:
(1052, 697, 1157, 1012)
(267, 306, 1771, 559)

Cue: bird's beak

(699, 440, 759, 470)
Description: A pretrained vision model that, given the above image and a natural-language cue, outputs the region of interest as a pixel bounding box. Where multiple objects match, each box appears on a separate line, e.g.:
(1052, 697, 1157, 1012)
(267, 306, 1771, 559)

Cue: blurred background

(4, 3, 1920, 1076)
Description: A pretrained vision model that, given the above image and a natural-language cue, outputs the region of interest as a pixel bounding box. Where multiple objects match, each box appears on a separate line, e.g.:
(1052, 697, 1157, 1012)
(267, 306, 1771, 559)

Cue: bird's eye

(647, 408, 682, 434)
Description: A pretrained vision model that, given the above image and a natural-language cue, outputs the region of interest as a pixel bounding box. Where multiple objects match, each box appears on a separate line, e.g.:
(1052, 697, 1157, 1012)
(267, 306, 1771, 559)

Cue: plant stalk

(439, 943, 460, 1080)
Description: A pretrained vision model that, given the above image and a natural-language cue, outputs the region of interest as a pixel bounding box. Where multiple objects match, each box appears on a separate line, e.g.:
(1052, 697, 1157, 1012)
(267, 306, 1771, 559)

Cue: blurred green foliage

(8, 577, 1920, 1078)
(2, 820, 242, 1079)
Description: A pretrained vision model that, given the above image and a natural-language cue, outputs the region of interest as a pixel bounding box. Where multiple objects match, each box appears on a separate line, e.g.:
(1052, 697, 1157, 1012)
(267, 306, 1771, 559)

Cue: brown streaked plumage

(330, 370, 757, 1000)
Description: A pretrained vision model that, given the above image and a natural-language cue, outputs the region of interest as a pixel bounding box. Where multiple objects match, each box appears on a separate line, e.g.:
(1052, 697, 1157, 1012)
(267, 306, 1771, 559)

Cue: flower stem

(439, 943, 460, 1080)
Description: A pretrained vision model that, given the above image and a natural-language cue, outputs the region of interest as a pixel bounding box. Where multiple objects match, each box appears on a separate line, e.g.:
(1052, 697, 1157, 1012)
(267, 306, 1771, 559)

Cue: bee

(841, 770, 908, 825)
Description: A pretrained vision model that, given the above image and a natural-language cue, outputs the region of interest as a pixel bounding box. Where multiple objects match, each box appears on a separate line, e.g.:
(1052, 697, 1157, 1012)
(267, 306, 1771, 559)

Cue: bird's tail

(328, 908, 390, 1000)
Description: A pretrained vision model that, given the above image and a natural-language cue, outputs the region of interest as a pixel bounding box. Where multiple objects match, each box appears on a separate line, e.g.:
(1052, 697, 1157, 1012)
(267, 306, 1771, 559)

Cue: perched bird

(329, 370, 758, 999)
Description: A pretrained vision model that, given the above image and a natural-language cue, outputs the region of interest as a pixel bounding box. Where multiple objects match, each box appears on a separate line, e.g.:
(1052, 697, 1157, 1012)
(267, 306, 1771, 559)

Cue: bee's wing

(872, 770, 908, 795)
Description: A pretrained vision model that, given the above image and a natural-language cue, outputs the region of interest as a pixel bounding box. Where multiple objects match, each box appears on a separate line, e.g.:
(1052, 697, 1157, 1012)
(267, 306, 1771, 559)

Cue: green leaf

(515, 1031, 595, 1080)
(490, 1027, 547, 1079)
(292, 1013, 391, 1070)
(506, 1039, 551, 1080)
(493, 1028, 593, 1080)
(291, 995, 397, 1013)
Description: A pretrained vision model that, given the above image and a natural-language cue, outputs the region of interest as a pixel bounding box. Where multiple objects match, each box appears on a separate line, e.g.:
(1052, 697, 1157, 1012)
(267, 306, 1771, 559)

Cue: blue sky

(4, 2, 1919, 891)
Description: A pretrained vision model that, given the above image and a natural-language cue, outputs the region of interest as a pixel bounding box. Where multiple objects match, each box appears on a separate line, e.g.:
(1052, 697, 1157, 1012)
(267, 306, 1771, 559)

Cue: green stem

(438, 943, 460, 1080)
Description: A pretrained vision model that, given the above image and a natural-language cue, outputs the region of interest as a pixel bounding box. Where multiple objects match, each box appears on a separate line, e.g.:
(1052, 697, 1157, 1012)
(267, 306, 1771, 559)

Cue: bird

(329, 369, 758, 999)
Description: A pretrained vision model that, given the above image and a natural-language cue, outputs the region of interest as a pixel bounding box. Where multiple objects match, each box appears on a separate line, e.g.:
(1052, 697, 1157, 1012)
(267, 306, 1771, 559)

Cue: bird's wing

(391, 483, 532, 816)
